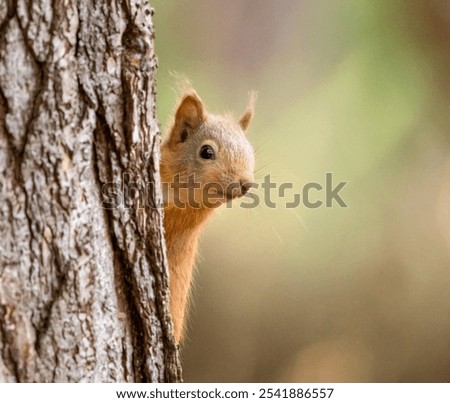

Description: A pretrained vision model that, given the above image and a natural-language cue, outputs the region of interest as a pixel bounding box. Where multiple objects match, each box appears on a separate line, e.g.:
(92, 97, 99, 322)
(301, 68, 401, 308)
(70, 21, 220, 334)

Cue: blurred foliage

(152, 0, 450, 382)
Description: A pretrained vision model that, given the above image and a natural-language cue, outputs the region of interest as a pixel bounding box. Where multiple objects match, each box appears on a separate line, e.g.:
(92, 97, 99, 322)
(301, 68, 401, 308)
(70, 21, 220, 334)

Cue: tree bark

(0, 0, 182, 382)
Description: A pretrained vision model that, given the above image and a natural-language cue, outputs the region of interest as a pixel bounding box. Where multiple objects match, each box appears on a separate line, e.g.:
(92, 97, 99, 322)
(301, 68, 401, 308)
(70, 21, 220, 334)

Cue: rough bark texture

(0, 0, 182, 382)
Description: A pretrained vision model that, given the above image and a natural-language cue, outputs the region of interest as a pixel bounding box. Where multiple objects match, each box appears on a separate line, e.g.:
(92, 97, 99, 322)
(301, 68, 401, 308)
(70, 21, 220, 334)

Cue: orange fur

(160, 87, 256, 342)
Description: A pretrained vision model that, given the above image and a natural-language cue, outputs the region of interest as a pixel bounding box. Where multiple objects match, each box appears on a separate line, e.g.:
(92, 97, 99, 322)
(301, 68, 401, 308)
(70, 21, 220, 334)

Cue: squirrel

(160, 86, 256, 342)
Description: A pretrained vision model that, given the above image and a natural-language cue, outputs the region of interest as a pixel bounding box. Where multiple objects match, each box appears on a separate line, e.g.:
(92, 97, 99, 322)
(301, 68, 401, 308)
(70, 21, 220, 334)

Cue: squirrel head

(161, 90, 256, 208)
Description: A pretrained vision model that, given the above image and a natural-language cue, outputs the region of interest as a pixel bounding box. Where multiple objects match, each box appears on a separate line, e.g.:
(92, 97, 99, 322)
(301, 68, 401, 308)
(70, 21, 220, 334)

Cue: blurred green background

(152, 0, 450, 382)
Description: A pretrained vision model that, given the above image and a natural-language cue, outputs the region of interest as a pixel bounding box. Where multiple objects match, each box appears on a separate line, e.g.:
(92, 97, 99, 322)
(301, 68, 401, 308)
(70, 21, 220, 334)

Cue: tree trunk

(0, 0, 182, 382)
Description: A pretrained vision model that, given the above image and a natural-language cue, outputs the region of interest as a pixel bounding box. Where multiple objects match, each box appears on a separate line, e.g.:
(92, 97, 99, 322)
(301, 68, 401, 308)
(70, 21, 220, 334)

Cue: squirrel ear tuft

(239, 91, 257, 132)
(175, 92, 205, 128)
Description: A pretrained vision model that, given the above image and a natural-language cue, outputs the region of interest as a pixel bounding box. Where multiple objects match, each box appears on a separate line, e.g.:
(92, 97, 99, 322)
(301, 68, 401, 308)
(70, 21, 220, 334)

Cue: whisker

(255, 160, 276, 174)
(253, 138, 272, 156)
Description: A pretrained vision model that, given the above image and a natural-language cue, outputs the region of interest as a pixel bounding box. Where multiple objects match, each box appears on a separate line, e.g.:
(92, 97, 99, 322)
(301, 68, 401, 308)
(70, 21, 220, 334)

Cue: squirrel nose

(240, 180, 253, 196)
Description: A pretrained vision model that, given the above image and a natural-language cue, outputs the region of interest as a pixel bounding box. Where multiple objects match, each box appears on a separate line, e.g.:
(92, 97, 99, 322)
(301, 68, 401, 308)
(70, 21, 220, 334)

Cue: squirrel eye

(199, 145, 215, 160)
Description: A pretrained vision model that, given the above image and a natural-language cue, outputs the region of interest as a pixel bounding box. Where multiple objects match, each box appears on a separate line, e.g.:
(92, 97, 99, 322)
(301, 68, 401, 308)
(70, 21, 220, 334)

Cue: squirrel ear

(239, 91, 257, 132)
(175, 93, 205, 129)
